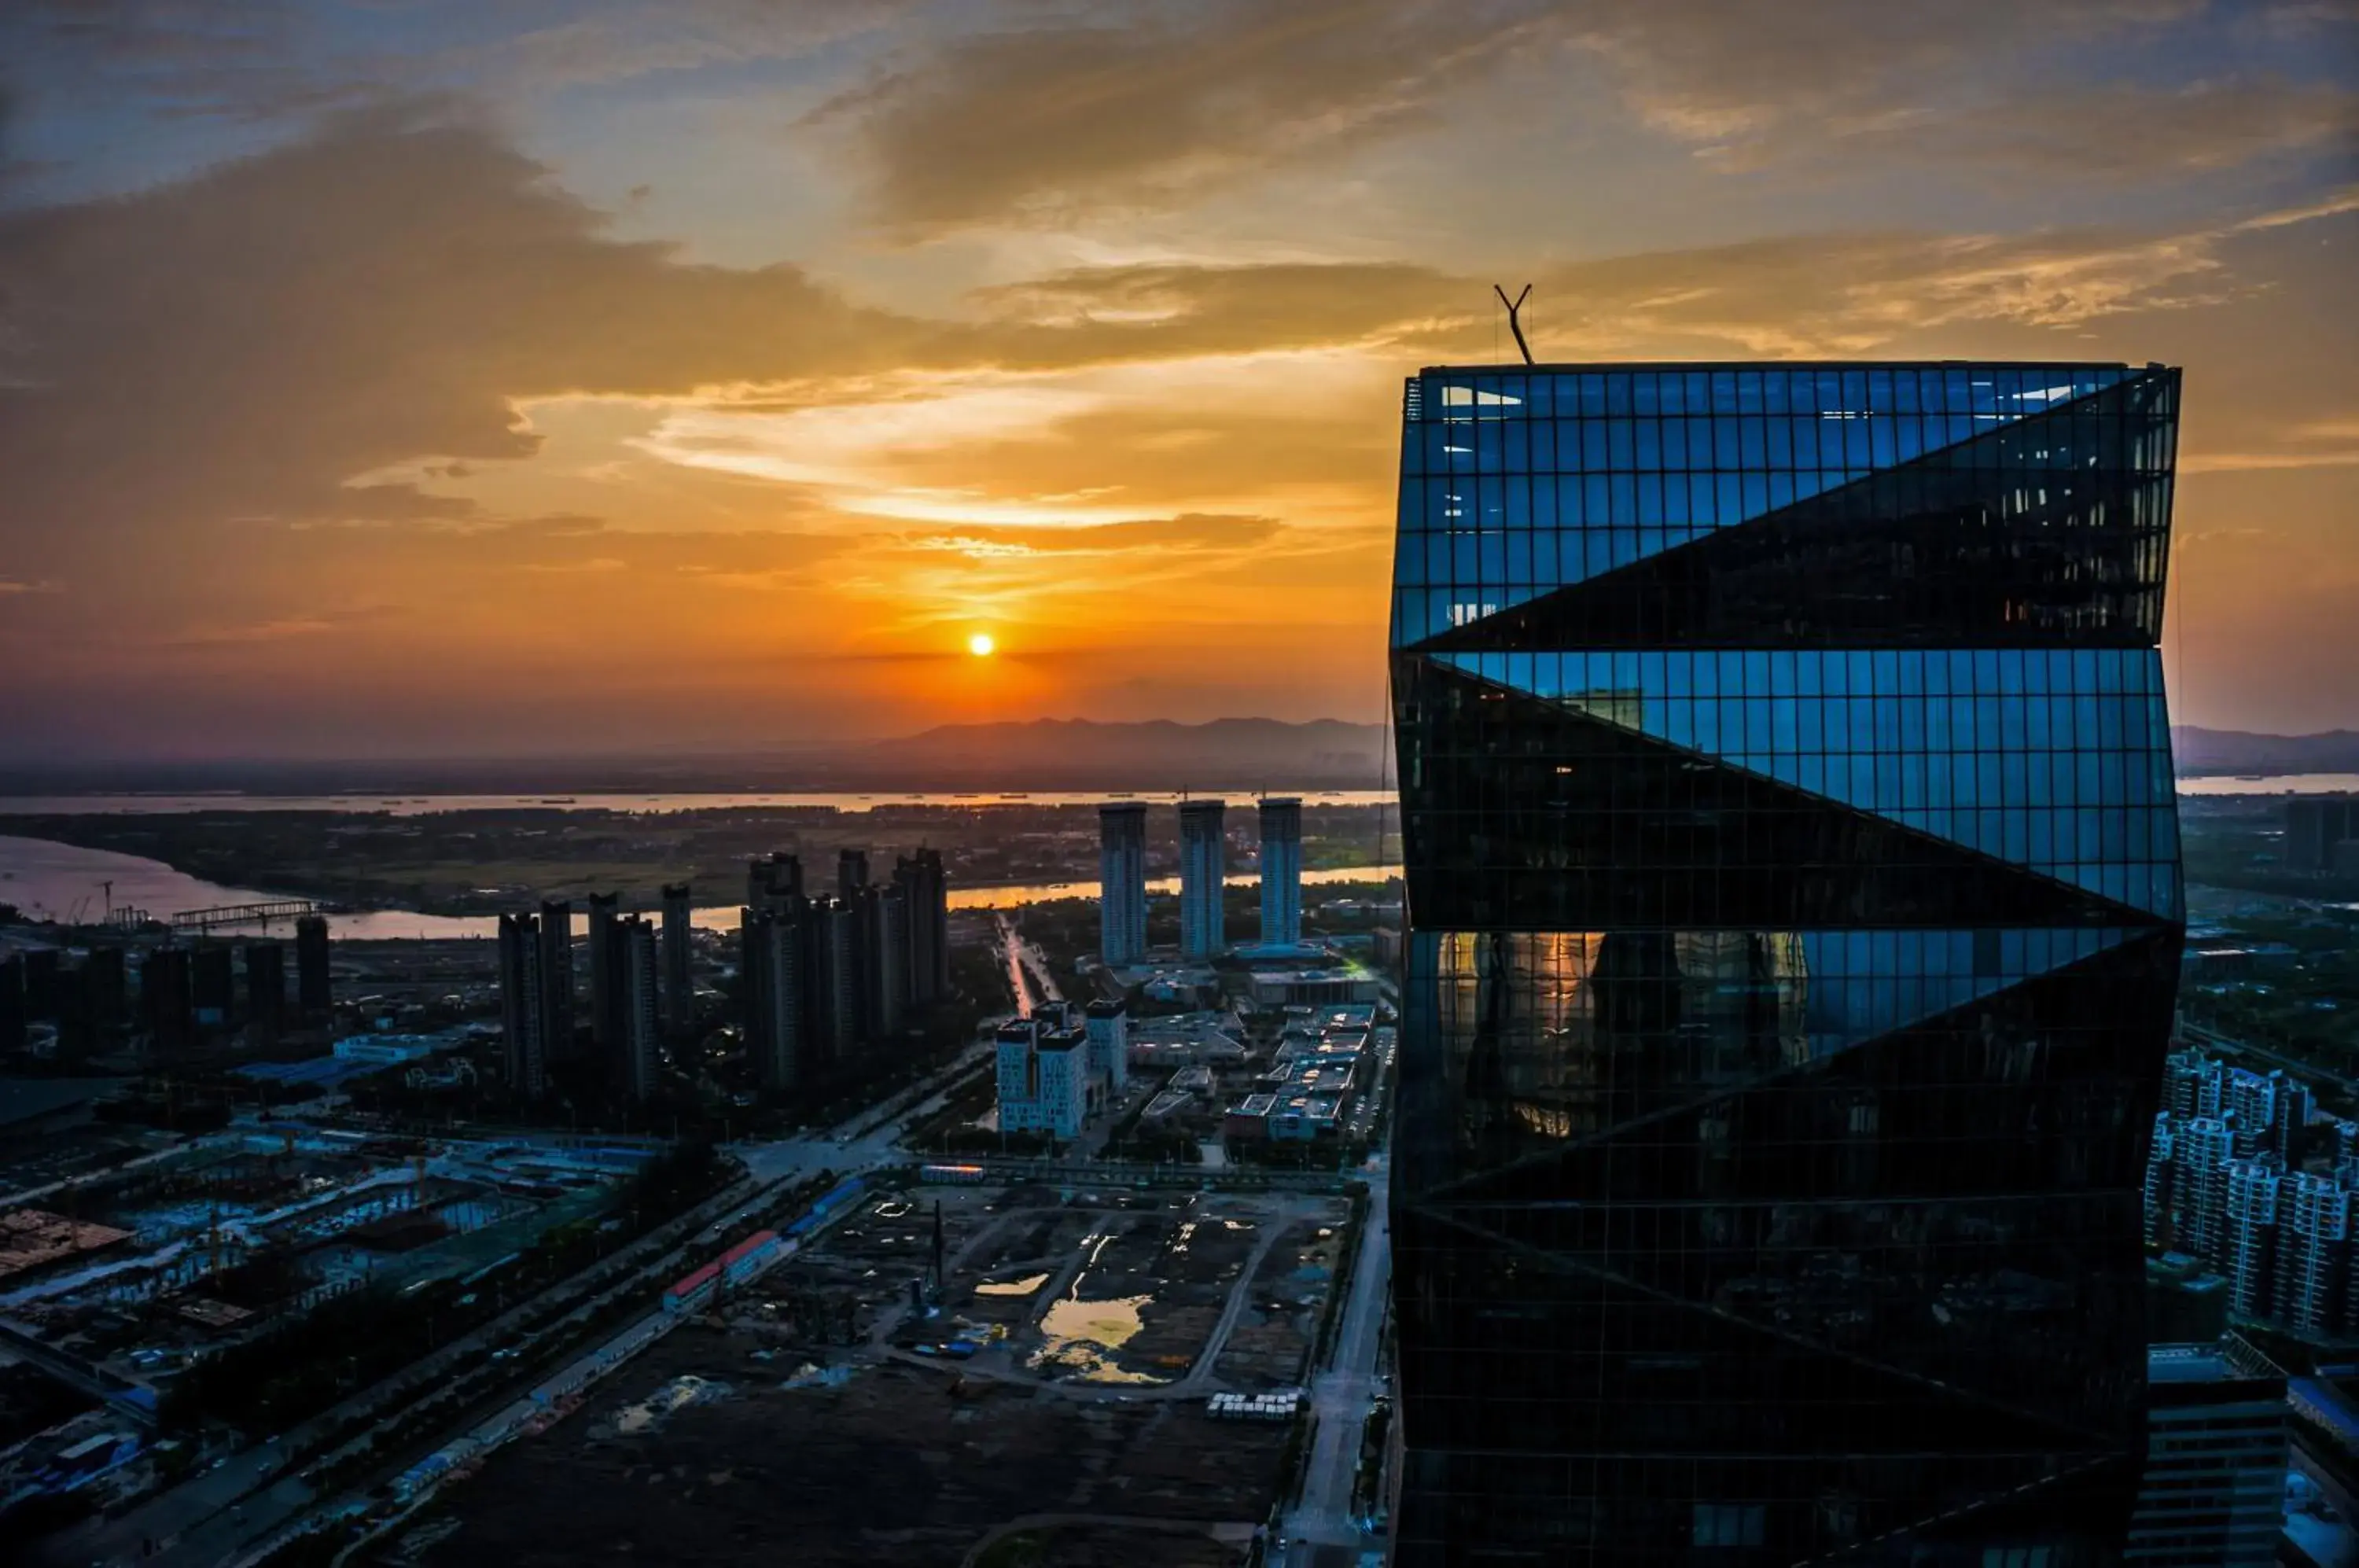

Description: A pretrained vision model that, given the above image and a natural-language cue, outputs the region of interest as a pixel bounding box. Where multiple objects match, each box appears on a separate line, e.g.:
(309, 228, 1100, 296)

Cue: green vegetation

(2184, 802, 2359, 904)
(2181, 911, 2359, 1099)
(973, 1530, 1047, 1568)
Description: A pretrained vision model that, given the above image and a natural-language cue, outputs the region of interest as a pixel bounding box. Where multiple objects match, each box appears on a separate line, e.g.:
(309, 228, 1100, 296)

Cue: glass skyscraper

(1388, 361, 2184, 1562)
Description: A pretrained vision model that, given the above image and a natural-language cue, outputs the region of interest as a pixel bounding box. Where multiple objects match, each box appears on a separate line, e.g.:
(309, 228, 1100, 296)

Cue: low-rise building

(1170, 1065, 1216, 1099)
(1141, 1089, 1195, 1122)
(1246, 966, 1381, 1008)
(330, 1032, 452, 1067)
(1268, 1093, 1344, 1140)
(995, 1012, 1088, 1141)
(1126, 1011, 1249, 1070)
(1224, 1092, 1277, 1140)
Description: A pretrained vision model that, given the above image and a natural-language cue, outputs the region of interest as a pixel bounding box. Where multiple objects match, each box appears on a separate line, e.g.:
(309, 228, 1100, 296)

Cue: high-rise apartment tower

(1098, 802, 1148, 964)
(294, 913, 332, 1021)
(497, 911, 550, 1100)
(585, 891, 624, 1051)
(1257, 797, 1302, 947)
(660, 882, 694, 1036)
(1177, 799, 1226, 960)
(617, 915, 661, 1101)
(535, 899, 575, 1062)
(895, 848, 950, 1003)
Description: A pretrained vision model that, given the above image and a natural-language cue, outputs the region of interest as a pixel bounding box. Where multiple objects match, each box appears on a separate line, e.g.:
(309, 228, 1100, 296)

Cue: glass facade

(1389, 360, 2184, 1563)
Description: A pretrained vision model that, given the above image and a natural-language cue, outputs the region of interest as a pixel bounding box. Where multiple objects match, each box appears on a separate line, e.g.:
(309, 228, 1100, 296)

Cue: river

(0, 835, 1394, 941)
(3, 775, 2347, 814)
(2174, 773, 2359, 797)
(2, 768, 2342, 941)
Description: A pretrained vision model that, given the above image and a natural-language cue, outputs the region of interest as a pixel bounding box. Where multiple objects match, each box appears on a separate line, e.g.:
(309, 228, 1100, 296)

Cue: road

(1281, 1155, 1391, 1567)
(992, 913, 1065, 1018)
(2179, 1017, 2357, 1096)
(995, 915, 1036, 1016)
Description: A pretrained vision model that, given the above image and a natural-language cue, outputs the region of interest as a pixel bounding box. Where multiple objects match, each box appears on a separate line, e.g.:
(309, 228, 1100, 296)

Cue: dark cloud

(1806, 77, 2357, 180)
(0, 1, 372, 126)
(816, 0, 1555, 232)
(823, 0, 2351, 230)
(0, 103, 918, 587)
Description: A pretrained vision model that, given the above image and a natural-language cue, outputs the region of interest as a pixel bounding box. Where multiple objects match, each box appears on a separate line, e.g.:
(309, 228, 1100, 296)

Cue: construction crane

(170, 898, 321, 934)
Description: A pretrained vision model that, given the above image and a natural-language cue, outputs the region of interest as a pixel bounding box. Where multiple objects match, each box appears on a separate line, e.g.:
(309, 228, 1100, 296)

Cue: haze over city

(1, 1, 2353, 760)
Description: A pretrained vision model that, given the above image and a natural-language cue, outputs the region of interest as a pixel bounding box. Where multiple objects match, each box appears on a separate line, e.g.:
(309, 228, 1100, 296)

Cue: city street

(1282, 1154, 1392, 1568)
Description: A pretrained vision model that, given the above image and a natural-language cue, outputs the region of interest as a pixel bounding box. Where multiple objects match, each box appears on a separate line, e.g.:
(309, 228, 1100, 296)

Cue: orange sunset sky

(0, 2, 2353, 759)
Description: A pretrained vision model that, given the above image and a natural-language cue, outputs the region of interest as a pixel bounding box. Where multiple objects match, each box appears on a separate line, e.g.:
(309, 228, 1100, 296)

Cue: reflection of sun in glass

(968, 632, 995, 657)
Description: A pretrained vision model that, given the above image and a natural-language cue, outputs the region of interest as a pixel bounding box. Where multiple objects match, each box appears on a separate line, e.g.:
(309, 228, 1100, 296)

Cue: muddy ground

(404, 1334, 1285, 1568)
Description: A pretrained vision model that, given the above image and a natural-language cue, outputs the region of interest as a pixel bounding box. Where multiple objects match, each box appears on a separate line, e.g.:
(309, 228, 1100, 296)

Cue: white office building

(995, 1011, 1088, 1141)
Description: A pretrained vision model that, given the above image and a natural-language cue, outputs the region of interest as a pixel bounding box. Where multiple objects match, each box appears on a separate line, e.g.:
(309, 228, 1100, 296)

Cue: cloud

(0, 95, 2350, 751)
(0, 104, 919, 589)
(0, 1, 376, 129)
(0, 1, 907, 136)
(984, 208, 2273, 363)
(1562, 1, 2205, 145)
(902, 512, 1283, 558)
(1868, 79, 2359, 178)
(818, 0, 2352, 231)
(816, 0, 1556, 233)
(436, 2, 911, 95)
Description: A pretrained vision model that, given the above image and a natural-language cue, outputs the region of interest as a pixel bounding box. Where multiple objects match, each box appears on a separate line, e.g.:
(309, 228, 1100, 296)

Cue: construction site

(398, 1176, 1360, 1567)
(0, 1126, 654, 1412)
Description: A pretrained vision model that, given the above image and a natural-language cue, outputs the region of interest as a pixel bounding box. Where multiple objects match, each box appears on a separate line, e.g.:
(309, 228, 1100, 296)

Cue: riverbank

(0, 802, 1397, 926)
(0, 834, 1396, 942)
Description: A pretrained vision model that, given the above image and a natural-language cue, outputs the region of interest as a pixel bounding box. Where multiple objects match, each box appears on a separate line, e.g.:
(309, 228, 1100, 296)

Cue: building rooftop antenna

(1493, 283, 1534, 366)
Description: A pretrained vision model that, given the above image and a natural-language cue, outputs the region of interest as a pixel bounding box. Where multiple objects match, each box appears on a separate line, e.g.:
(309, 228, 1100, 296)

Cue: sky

(0, 1, 2353, 760)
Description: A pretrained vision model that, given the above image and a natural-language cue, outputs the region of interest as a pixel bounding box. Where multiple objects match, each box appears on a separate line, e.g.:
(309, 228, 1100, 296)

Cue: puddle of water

(976, 1272, 1050, 1298)
(612, 1375, 732, 1434)
(1028, 1292, 1171, 1386)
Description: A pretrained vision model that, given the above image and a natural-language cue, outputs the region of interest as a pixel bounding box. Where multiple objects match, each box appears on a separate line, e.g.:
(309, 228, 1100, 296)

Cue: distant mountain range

(856, 718, 1389, 790)
(2171, 727, 2359, 777)
(0, 719, 1393, 796)
(2, 720, 2350, 796)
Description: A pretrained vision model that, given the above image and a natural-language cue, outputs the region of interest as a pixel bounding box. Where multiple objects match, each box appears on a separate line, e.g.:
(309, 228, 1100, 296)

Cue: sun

(966, 631, 995, 657)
